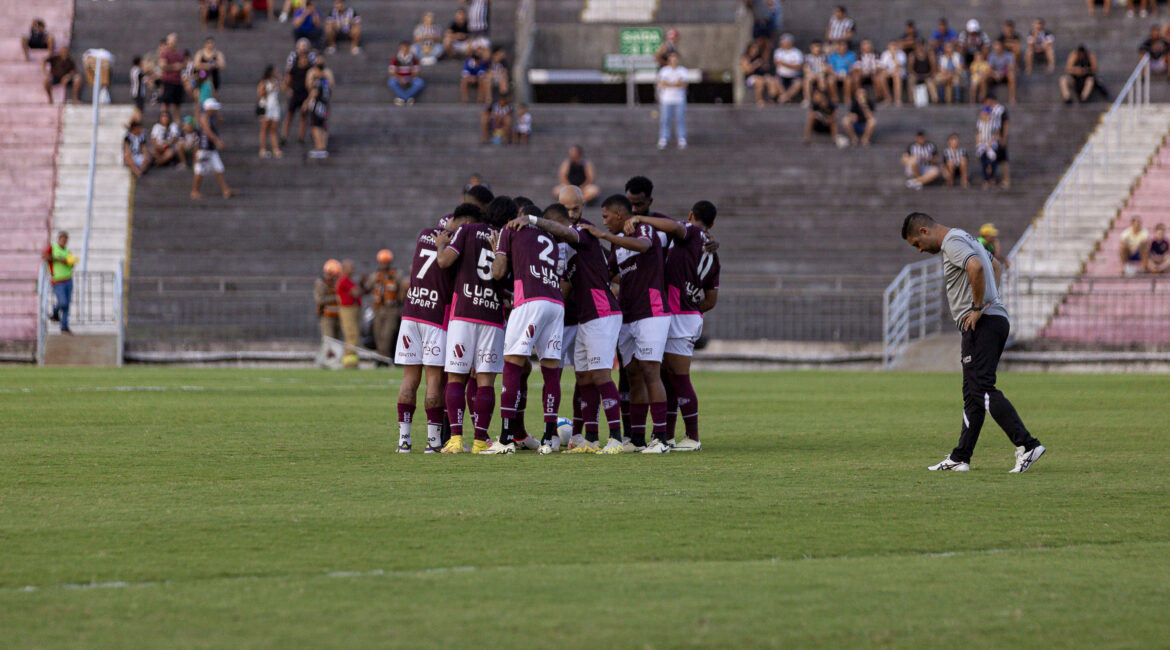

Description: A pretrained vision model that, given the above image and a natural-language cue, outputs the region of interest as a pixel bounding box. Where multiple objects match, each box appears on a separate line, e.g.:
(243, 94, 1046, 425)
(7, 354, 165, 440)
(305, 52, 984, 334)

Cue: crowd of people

(895, 93, 1012, 190)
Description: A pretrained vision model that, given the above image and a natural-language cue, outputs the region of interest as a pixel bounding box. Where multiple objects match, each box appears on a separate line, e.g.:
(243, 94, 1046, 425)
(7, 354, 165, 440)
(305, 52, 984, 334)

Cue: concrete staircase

(581, 0, 658, 23)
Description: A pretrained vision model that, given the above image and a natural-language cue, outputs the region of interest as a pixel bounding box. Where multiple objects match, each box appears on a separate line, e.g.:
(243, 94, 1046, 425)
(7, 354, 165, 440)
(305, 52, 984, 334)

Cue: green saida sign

(619, 27, 663, 55)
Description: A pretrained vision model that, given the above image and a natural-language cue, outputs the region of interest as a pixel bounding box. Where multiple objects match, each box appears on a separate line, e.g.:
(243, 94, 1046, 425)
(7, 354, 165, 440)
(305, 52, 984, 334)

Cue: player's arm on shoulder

(491, 250, 509, 280)
(435, 229, 459, 268)
(630, 215, 686, 240)
(534, 217, 579, 244)
(699, 288, 719, 313)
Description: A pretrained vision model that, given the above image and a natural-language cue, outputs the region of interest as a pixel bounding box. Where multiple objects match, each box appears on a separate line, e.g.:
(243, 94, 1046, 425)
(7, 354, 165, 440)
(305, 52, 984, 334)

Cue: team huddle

(393, 176, 720, 455)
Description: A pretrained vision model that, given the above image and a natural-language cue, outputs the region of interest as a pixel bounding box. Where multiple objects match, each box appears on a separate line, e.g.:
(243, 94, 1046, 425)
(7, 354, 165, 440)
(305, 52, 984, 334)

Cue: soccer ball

(556, 417, 573, 446)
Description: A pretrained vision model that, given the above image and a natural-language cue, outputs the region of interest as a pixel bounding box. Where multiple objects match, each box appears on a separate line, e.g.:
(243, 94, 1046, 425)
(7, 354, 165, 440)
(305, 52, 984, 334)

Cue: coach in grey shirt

(902, 212, 1046, 473)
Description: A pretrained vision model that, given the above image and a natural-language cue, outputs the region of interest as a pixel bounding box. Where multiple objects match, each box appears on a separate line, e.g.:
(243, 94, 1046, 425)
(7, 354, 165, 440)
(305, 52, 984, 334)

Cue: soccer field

(2, 367, 1168, 648)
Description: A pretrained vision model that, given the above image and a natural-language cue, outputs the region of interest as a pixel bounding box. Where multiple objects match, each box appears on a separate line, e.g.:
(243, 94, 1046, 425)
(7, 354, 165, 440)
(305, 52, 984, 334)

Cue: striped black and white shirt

(827, 15, 854, 41)
(986, 103, 1007, 135)
(943, 146, 967, 167)
(907, 141, 937, 166)
(285, 49, 319, 73)
(129, 65, 145, 101)
(976, 118, 999, 150)
(466, 0, 489, 33)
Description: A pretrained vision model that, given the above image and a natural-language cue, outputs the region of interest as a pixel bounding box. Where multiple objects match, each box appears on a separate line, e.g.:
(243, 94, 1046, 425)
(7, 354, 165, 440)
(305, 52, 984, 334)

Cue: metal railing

(1010, 275, 1170, 347)
(36, 267, 125, 364)
(881, 258, 946, 368)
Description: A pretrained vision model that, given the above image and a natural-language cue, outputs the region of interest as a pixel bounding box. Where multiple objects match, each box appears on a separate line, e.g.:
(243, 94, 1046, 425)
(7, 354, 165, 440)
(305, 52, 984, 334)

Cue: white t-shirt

(773, 47, 804, 78)
(657, 65, 688, 104)
(879, 49, 906, 76)
(150, 122, 179, 146)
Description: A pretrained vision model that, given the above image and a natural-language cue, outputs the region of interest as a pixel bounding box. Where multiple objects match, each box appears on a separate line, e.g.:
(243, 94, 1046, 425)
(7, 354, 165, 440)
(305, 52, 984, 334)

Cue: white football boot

(641, 440, 672, 454)
(477, 441, 516, 455)
(671, 438, 702, 452)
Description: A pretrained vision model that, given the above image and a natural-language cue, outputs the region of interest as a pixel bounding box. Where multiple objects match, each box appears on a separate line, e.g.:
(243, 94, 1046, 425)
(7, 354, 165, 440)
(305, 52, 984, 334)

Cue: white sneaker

(672, 438, 702, 452)
(538, 444, 554, 455)
(325, 46, 337, 55)
(568, 434, 587, 449)
(905, 178, 923, 190)
(1009, 445, 1046, 473)
(656, 140, 667, 150)
(514, 435, 540, 451)
(478, 441, 515, 455)
(641, 440, 671, 454)
(599, 439, 625, 454)
(927, 455, 970, 471)
(394, 97, 405, 106)
(279, 12, 288, 22)
(397, 441, 411, 453)
(677, 140, 687, 149)
(622, 440, 645, 453)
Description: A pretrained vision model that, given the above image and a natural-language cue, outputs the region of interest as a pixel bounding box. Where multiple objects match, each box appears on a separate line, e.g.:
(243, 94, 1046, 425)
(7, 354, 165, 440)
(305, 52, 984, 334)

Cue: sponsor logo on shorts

(454, 344, 466, 359)
(402, 335, 413, 350)
(423, 344, 442, 357)
(478, 350, 499, 364)
(590, 356, 602, 366)
(526, 324, 536, 338)
(638, 346, 655, 356)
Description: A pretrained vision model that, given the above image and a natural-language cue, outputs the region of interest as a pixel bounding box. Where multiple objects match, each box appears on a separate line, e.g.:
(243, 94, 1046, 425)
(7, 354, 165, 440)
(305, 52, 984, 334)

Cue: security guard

(363, 248, 407, 364)
(313, 259, 341, 366)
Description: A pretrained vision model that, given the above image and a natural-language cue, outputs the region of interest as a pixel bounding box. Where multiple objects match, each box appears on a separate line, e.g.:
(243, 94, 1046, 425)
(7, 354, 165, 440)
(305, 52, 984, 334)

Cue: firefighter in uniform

(313, 258, 341, 367)
(363, 248, 407, 364)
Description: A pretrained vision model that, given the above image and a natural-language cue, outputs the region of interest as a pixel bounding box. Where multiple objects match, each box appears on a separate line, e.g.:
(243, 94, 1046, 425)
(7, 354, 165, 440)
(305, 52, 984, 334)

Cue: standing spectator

(464, 0, 491, 41)
(1144, 223, 1170, 273)
(388, 41, 424, 106)
(986, 40, 1017, 104)
(902, 130, 940, 190)
(487, 47, 510, 97)
(1026, 19, 1056, 74)
(1060, 45, 1098, 103)
(291, 0, 323, 46)
(159, 34, 187, 118)
(81, 48, 114, 104)
(977, 223, 1009, 282)
(877, 41, 905, 106)
(802, 40, 829, 107)
(178, 116, 199, 166)
(1119, 216, 1150, 275)
(825, 6, 855, 47)
(192, 99, 233, 199)
(123, 120, 152, 178)
(554, 145, 600, 203)
(480, 92, 513, 145)
(656, 52, 688, 150)
(363, 249, 406, 363)
(314, 258, 341, 366)
(802, 89, 838, 144)
(412, 12, 444, 64)
(515, 103, 531, 144)
(22, 19, 54, 61)
(42, 46, 80, 105)
(998, 20, 1023, 63)
(748, 0, 782, 42)
(826, 39, 856, 102)
(958, 19, 991, 66)
(42, 231, 75, 334)
(324, 0, 362, 55)
(742, 41, 777, 106)
(930, 18, 958, 54)
(129, 56, 149, 122)
(335, 259, 362, 368)
(906, 41, 936, 105)
(851, 39, 881, 101)
(773, 34, 803, 104)
(149, 110, 182, 167)
(941, 133, 969, 188)
(934, 41, 964, 103)
(1139, 25, 1169, 77)
(281, 38, 317, 144)
(968, 51, 991, 103)
(655, 28, 681, 66)
(975, 107, 1001, 188)
(896, 20, 919, 55)
(305, 58, 333, 158)
(193, 37, 226, 97)
(840, 87, 875, 146)
(257, 65, 283, 158)
(444, 8, 472, 59)
(460, 47, 489, 103)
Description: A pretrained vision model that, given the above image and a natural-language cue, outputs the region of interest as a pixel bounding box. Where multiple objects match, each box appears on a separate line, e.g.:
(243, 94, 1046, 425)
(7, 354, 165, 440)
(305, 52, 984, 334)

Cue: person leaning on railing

(42, 231, 76, 334)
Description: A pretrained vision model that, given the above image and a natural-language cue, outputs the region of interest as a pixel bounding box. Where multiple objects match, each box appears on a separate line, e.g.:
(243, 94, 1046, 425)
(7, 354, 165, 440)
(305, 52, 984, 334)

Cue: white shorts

(445, 319, 505, 374)
(503, 300, 564, 360)
(664, 313, 704, 357)
(560, 324, 577, 368)
(574, 314, 621, 371)
(617, 316, 670, 366)
(394, 318, 446, 367)
(194, 150, 224, 176)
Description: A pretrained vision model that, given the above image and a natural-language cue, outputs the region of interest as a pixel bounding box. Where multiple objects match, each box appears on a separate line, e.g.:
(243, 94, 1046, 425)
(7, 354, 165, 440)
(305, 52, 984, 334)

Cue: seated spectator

(464, 0, 491, 42)
(958, 19, 990, 67)
(986, 40, 1017, 104)
(488, 47, 510, 97)
(825, 6, 855, 47)
(802, 40, 829, 107)
(877, 41, 905, 106)
(480, 92, 513, 146)
(1120, 216, 1150, 274)
(554, 145, 600, 203)
(205, 0, 252, 29)
(149, 110, 182, 166)
(515, 103, 531, 145)
(444, 8, 472, 59)
(773, 34, 804, 104)
(1026, 19, 1056, 74)
(826, 40, 856, 102)
(749, 0, 781, 42)
(906, 41, 937, 105)
(941, 133, 969, 188)
(930, 17, 958, 54)
(968, 51, 991, 103)
(655, 28, 680, 67)
(902, 130, 940, 190)
(840, 87, 875, 146)
(975, 106, 1001, 188)
(851, 39, 881, 99)
(460, 47, 490, 103)
(291, 0, 323, 46)
(178, 116, 200, 166)
(802, 89, 839, 144)
(21, 18, 54, 61)
(123, 120, 152, 178)
(998, 20, 1022, 63)
(1086, 0, 1112, 16)
(279, 0, 304, 22)
(200, 0, 227, 30)
(934, 40, 964, 103)
(896, 20, 919, 55)
(412, 12, 444, 64)
(1139, 25, 1169, 76)
(1060, 44, 1098, 103)
(42, 46, 80, 105)
(229, 1, 254, 28)
(1128, 0, 1156, 18)
(742, 41, 777, 106)
(324, 0, 361, 55)
(1144, 223, 1170, 273)
(387, 41, 424, 106)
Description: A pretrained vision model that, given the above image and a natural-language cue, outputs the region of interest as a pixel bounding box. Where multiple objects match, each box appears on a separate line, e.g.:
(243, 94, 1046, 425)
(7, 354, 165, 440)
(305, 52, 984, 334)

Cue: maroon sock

(619, 367, 631, 439)
(663, 380, 678, 440)
(425, 406, 444, 427)
(571, 384, 583, 435)
(629, 402, 648, 447)
(444, 381, 466, 437)
(669, 373, 700, 441)
(597, 380, 623, 438)
(473, 385, 495, 441)
(465, 379, 477, 417)
(580, 382, 600, 441)
(540, 366, 561, 423)
(397, 402, 415, 427)
(500, 361, 524, 422)
(649, 401, 668, 441)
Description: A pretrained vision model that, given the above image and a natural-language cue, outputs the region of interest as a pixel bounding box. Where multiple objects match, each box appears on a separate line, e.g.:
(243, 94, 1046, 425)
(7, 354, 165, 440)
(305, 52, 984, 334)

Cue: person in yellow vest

(362, 248, 408, 365)
(313, 258, 341, 366)
(336, 258, 363, 368)
(41, 231, 76, 334)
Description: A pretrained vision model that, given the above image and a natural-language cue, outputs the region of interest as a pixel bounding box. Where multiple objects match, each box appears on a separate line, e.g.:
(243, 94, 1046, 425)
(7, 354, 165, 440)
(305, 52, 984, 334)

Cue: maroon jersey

(402, 227, 455, 328)
(447, 222, 505, 327)
(609, 222, 669, 323)
(558, 241, 579, 326)
(664, 223, 720, 315)
(496, 225, 563, 307)
(567, 221, 621, 324)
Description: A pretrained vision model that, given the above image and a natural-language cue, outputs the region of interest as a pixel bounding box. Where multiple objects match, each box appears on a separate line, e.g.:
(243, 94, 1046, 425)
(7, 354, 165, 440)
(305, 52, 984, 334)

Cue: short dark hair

(520, 204, 542, 219)
(514, 196, 535, 210)
(543, 203, 569, 222)
(901, 212, 936, 239)
(485, 195, 518, 228)
(602, 194, 633, 215)
(463, 184, 494, 206)
(453, 202, 483, 221)
(692, 200, 717, 228)
(811, 39, 823, 46)
(624, 176, 654, 198)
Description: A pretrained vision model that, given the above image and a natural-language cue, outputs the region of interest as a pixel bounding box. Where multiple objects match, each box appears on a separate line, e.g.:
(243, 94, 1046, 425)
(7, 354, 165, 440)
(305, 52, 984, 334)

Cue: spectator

(742, 41, 777, 106)
(257, 64, 283, 158)
(896, 20, 919, 55)
(388, 41, 424, 106)
(941, 133, 969, 188)
(182, 48, 201, 112)
(488, 46, 510, 97)
(514, 103, 531, 145)
(81, 48, 114, 104)
(984, 94, 1011, 189)
(42, 231, 75, 334)
(1128, 0, 1157, 18)
(998, 20, 1023, 63)
(802, 40, 829, 107)
(158, 34, 187, 118)
(291, 0, 323, 46)
(877, 40, 905, 106)
(958, 19, 991, 66)
(826, 39, 856, 102)
(773, 34, 803, 104)
(554, 145, 600, 203)
(656, 51, 688, 150)
(122, 120, 152, 178)
(178, 116, 200, 166)
(363, 249, 406, 364)
(305, 57, 333, 158)
(412, 12, 444, 64)
(851, 39, 881, 101)
(748, 0, 781, 42)
(986, 40, 1017, 104)
(906, 41, 937, 105)
(192, 98, 233, 199)
(480, 92, 513, 145)
(281, 38, 317, 144)
(444, 8, 472, 59)
(803, 89, 838, 144)
(934, 40, 964, 103)
(463, 0, 491, 41)
(200, 0, 227, 29)
(655, 28, 680, 67)
(1086, 0, 1113, 16)
(193, 37, 226, 97)
(314, 258, 342, 366)
(335, 259, 362, 368)
(978, 223, 1008, 284)
(930, 18, 958, 54)
(42, 45, 80, 104)
(840, 87, 875, 146)
(279, 0, 304, 23)
(1060, 44, 1099, 103)
(975, 106, 1001, 188)
(1144, 223, 1170, 273)
(1139, 25, 1169, 77)
(1025, 19, 1056, 74)
(1119, 216, 1150, 275)
(228, 1, 254, 28)
(968, 51, 991, 103)
(324, 0, 362, 55)
(460, 47, 490, 103)
(465, 173, 489, 192)
(825, 6, 855, 47)
(21, 18, 54, 61)
(902, 130, 940, 190)
(129, 56, 149, 122)
(149, 110, 182, 166)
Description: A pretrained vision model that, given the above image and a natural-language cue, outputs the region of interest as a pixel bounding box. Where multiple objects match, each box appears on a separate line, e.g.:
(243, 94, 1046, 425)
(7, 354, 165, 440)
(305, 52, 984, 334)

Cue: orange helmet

(323, 259, 341, 276)
(377, 249, 393, 263)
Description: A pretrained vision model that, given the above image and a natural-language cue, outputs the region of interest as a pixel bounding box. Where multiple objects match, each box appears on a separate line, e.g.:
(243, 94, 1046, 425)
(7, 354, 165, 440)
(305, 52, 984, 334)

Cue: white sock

(427, 423, 441, 450)
(398, 420, 411, 448)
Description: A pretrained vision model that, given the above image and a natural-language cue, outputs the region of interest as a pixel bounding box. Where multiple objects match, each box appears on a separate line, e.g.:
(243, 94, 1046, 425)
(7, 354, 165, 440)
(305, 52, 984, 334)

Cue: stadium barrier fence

(881, 258, 947, 368)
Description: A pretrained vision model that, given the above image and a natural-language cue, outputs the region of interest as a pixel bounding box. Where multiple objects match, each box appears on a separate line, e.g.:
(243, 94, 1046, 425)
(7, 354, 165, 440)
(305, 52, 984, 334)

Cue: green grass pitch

(2, 367, 1168, 648)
